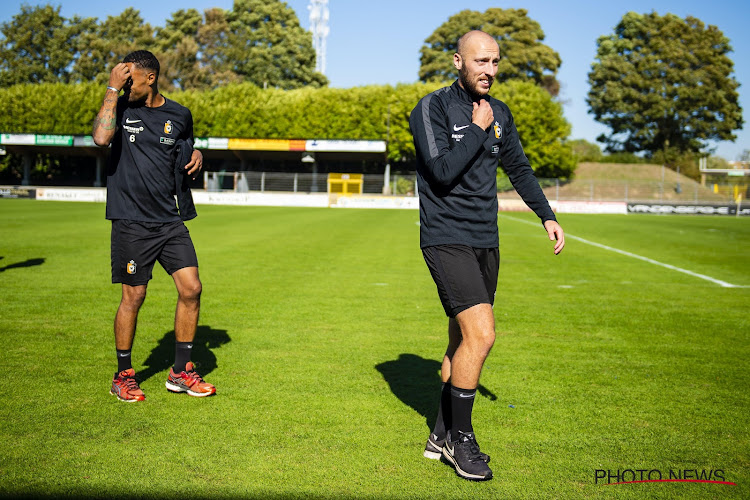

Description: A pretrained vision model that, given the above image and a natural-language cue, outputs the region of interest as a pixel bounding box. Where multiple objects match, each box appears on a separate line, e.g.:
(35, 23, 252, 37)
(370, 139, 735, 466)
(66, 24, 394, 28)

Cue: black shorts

(422, 245, 499, 318)
(111, 220, 198, 286)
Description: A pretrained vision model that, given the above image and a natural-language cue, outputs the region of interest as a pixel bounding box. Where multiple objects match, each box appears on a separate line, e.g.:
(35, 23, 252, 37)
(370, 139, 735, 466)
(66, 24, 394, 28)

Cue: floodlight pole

(308, 0, 329, 74)
(383, 104, 391, 194)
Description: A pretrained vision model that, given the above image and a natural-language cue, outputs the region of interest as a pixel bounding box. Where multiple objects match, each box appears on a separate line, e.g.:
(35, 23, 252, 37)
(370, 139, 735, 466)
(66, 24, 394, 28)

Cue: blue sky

(3, 0, 749, 160)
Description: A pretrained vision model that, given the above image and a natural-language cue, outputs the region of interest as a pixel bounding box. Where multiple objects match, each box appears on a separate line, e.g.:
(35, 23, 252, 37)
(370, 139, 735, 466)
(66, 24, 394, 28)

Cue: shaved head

(456, 30, 498, 58)
(454, 30, 500, 98)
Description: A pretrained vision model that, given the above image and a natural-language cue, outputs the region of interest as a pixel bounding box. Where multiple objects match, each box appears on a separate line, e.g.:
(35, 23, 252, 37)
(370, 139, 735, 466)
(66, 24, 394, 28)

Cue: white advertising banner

(305, 140, 386, 153)
(333, 195, 419, 209)
(194, 137, 230, 150)
(1, 134, 36, 145)
(556, 201, 628, 214)
(36, 188, 107, 202)
(192, 191, 328, 207)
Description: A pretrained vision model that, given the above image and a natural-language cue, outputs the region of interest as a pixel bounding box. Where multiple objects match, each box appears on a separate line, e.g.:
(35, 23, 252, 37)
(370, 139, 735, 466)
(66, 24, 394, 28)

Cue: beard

(459, 65, 493, 99)
(125, 87, 148, 104)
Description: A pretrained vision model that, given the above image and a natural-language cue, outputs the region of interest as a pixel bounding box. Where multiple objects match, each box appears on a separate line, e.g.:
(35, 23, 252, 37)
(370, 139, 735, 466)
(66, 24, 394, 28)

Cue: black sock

(431, 383, 452, 440)
(450, 385, 477, 438)
(116, 349, 132, 373)
(174, 341, 193, 373)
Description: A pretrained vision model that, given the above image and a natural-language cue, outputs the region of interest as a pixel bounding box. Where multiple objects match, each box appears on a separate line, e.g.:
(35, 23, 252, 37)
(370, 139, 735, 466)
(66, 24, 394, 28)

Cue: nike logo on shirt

(453, 124, 470, 131)
(125, 118, 142, 124)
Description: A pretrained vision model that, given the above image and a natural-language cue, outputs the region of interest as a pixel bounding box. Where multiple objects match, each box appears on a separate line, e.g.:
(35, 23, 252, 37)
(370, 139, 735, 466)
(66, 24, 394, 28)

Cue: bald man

(409, 30, 564, 481)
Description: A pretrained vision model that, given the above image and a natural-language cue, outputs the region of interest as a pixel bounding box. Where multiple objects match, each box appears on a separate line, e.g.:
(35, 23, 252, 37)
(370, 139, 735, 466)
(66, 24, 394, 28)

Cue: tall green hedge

(0, 80, 575, 177)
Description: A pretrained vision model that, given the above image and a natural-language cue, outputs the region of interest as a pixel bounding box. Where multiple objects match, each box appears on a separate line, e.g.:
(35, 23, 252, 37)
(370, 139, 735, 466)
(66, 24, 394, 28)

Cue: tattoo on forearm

(93, 97, 117, 133)
(93, 114, 116, 131)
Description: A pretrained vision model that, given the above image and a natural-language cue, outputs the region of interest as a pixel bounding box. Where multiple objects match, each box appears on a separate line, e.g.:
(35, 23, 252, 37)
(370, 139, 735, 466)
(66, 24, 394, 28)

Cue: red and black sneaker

(110, 368, 146, 402)
(165, 362, 216, 397)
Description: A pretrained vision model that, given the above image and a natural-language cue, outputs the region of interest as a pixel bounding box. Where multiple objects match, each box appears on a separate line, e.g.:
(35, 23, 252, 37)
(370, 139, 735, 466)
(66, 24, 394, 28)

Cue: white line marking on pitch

(500, 214, 747, 288)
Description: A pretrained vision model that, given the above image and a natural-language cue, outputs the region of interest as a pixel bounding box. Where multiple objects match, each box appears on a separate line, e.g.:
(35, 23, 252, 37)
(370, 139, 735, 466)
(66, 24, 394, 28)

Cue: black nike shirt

(106, 96, 194, 222)
(410, 80, 556, 248)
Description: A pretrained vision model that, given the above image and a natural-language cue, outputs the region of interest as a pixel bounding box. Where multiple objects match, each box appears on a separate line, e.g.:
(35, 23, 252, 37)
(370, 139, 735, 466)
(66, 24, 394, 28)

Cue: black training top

(409, 80, 556, 249)
(106, 96, 194, 222)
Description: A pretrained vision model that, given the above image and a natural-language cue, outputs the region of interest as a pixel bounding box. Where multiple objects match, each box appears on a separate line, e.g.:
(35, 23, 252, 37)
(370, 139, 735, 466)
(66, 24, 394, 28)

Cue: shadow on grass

(0, 257, 45, 272)
(375, 353, 497, 430)
(0, 492, 332, 500)
(138, 325, 231, 383)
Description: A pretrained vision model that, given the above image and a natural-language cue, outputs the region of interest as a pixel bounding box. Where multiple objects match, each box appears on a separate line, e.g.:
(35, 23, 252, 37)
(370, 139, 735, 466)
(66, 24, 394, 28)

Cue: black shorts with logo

(111, 219, 198, 286)
(422, 244, 499, 318)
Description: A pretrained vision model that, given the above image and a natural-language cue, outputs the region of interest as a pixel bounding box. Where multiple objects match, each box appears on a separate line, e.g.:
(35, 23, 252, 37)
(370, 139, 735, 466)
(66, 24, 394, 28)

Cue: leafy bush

(570, 138, 602, 162)
(394, 176, 415, 195)
(598, 152, 648, 164)
(0, 80, 576, 178)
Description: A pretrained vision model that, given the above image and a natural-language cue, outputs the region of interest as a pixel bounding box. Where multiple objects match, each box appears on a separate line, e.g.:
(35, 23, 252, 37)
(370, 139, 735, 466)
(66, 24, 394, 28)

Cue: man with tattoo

(93, 50, 215, 402)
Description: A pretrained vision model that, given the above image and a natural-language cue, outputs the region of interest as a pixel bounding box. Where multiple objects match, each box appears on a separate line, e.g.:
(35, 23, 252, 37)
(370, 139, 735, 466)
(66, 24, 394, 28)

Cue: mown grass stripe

(500, 213, 745, 288)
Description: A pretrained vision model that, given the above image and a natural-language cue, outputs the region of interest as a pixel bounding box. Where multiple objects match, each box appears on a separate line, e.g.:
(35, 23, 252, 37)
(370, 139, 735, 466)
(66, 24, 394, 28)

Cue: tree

(66, 16, 100, 81)
(155, 9, 205, 90)
(196, 8, 243, 88)
(0, 4, 91, 86)
(587, 11, 743, 162)
(494, 80, 575, 178)
(706, 155, 729, 169)
(0, 2, 326, 91)
(71, 8, 155, 84)
(418, 8, 561, 95)
(223, 0, 327, 89)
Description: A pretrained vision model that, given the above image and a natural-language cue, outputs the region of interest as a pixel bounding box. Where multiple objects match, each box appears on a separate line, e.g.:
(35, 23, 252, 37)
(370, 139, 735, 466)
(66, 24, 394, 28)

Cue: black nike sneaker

(436, 431, 490, 462)
(442, 431, 493, 481)
(424, 433, 445, 459)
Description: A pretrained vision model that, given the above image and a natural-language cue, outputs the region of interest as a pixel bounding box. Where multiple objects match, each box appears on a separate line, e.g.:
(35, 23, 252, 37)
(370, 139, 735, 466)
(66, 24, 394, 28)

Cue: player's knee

(180, 280, 202, 302)
(477, 329, 496, 355)
(121, 288, 146, 310)
(463, 328, 495, 355)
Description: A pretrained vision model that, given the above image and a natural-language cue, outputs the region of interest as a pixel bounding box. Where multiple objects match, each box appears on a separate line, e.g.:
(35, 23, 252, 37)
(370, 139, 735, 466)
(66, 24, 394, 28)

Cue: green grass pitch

(0, 198, 748, 499)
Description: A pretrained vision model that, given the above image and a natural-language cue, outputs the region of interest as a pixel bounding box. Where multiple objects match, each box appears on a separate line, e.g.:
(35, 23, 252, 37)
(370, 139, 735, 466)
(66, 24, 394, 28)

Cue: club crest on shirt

(127, 260, 137, 275)
(164, 120, 173, 134)
(494, 121, 502, 139)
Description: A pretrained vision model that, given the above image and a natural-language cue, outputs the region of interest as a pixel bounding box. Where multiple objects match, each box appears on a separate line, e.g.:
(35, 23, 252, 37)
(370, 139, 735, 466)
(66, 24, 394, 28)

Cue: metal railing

(202, 171, 744, 204)
(204, 171, 418, 196)
(526, 178, 742, 204)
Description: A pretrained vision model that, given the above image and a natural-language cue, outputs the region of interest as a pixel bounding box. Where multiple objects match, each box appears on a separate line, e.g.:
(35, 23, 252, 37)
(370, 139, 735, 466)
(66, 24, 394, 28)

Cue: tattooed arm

(92, 63, 131, 147)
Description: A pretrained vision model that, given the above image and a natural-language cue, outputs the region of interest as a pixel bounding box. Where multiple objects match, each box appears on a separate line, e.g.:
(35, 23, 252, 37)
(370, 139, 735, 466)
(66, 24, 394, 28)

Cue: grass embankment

(515, 162, 734, 203)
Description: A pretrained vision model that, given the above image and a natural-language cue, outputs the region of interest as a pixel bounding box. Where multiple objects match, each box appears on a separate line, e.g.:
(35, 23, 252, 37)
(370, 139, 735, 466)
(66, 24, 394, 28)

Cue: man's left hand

(544, 220, 565, 255)
(185, 149, 203, 179)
